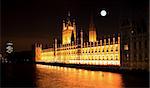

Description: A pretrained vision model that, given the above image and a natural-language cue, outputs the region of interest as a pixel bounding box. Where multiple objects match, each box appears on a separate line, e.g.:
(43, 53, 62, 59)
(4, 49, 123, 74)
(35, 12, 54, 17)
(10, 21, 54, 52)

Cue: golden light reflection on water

(36, 64, 123, 88)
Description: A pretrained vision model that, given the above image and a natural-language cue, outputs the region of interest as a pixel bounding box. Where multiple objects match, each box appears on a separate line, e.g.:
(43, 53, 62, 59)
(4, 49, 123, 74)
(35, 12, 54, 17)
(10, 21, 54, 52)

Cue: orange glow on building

(89, 31, 97, 42)
(62, 12, 76, 45)
(35, 12, 121, 66)
(89, 14, 97, 42)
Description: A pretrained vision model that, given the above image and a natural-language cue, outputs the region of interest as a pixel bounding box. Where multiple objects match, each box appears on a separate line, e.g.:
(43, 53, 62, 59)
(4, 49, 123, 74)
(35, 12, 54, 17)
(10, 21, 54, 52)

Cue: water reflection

(1, 64, 148, 87)
(36, 64, 123, 88)
(1, 64, 36, 87)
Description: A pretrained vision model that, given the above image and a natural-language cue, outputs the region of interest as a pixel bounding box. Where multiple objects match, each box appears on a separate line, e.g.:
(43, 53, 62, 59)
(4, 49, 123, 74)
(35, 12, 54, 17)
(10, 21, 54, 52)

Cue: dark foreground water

(1, 63, 149, 88)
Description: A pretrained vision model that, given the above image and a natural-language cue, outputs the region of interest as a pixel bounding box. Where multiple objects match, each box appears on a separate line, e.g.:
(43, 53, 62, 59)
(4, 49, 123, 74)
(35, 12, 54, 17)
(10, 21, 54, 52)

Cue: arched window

(116, 55, 118, 60)
(107, 56, 108, 60)
(102, 49, 104, 52)
(107, 49, 109, 52)
(111, 57, 113, 60)
(111, 47, 113, 52)
(116, 46, 118, 51)
(95, 50, 97, 53)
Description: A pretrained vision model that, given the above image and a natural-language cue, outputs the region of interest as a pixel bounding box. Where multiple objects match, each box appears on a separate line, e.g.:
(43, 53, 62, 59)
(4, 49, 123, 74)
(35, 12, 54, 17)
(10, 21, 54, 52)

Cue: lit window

(111, 47, 113, 52)
(116, 56, 118, 60)
(116, 49, 118, 51)
(124, 45, 128, 50)
(103, 56, 104, 60)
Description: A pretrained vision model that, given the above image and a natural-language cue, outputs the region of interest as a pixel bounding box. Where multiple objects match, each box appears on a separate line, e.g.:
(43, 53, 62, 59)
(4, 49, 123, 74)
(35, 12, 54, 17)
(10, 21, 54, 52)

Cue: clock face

(100, 10, 107, 16)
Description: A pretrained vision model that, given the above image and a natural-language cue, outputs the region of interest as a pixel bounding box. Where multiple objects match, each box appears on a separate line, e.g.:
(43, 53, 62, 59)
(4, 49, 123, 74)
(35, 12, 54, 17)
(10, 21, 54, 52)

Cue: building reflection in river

(36, 64, 123, 88)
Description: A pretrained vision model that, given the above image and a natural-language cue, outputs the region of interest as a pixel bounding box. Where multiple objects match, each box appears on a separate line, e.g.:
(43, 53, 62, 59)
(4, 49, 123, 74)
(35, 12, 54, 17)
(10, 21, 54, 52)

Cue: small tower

(118, 33, 120, 44)
(54, 38, 57, 51)
(100, 39, 102, 46)
(80, 29, 83, 48)
(108, 35, 110, 45)
(63, 19, 65, 30)
(89, 14, 97, 42)
(73, 19, 76, 43)
(35, 43, 42, 62)
(62, 11, 76, 45)
(67, 11, 71, 26)
(113, 34, 115, 44)
(54, 38, 57, 60)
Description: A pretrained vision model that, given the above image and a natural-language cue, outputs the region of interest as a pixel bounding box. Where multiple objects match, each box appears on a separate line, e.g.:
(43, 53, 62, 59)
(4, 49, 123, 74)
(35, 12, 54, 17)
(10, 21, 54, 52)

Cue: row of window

(57, 51, 119, 55)
(57, 48, 119, 54)
(43, 51, 119, 56)
(83, 42, 119, 47)
(82, 49, 118, 53)
(57, 44, 119, 51)
(57, 47, 76, 50)
(66, 58, 119, 60)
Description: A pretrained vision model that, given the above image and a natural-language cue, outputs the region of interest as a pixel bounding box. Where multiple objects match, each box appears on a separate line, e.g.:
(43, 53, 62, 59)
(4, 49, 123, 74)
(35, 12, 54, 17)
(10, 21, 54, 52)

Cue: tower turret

(73, 19, 76, 43)
(62, 11, 76, 45)
(67, 11, 71, 26)
(89, 14, 97, 42)
(35, 43, 42, 62)
(63, 19, 66, 30)
(80, 29, 83, 48)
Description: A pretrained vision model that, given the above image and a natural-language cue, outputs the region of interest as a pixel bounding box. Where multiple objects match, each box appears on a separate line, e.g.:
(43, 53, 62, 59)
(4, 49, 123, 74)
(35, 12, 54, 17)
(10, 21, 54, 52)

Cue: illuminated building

(35, 12, 121, 66)
(35, 12, 120, 66)
(35, 13, 149, 71)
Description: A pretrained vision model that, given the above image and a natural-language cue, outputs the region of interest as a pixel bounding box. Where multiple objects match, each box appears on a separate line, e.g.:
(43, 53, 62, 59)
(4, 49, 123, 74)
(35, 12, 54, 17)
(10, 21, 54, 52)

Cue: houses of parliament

(35, 11, 149, 71)
(35, 11, 121, 66)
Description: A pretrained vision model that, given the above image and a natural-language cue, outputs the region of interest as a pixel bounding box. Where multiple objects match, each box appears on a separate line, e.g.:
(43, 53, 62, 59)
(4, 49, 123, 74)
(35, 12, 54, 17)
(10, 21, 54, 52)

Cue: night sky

(1, 0, 149, 52)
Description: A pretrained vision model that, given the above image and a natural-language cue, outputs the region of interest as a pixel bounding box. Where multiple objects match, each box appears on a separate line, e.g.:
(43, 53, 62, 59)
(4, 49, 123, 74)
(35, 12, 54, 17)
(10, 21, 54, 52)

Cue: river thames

(1, 64, 149, 88)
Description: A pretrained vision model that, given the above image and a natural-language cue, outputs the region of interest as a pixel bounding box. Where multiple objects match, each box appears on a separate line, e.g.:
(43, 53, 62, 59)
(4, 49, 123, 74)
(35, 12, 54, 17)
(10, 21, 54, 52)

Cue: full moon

(100, 10, 107, 16)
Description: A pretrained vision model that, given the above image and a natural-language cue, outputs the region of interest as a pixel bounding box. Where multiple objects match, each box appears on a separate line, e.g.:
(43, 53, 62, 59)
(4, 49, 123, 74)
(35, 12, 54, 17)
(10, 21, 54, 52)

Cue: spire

(80, 28, 83, 48)
(89, 12, 95, 28)
(89, 11, 97, 42)
(67, 11, 71, 26)
(73, 19, 75, 25)
(68, 11, 70, 17)
(63, 19, 65, 30)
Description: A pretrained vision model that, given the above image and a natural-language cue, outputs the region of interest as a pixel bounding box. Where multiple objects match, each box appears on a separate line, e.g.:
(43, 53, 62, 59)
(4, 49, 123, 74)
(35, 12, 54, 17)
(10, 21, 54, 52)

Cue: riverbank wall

(35, 62, 149, 75)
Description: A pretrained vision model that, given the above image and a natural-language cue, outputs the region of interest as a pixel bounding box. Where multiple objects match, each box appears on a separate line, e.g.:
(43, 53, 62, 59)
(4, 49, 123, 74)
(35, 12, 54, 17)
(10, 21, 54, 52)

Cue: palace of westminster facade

(35, 12, 149, 71)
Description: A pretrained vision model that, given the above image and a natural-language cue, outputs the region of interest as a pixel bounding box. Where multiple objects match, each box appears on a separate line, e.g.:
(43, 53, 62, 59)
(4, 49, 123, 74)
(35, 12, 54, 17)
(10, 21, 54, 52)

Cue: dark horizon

(1, 0, 149, 52)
